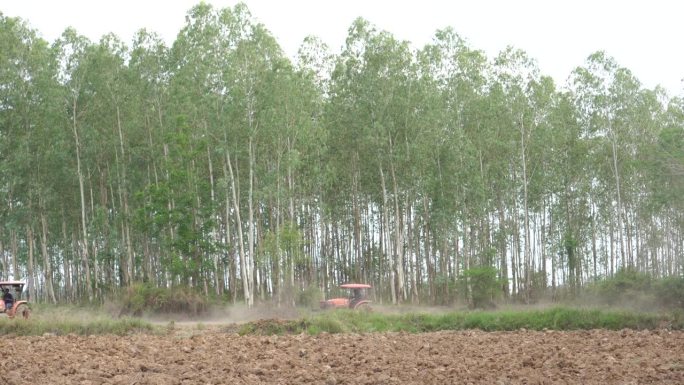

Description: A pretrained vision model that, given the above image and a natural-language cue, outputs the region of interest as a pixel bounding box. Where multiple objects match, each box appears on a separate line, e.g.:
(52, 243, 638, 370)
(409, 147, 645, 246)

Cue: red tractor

(0, 281, 30, 319)
(320, 283, 372, 311)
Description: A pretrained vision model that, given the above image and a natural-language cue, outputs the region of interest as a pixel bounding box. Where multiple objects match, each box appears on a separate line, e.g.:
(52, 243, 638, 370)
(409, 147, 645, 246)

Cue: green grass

(237, 307, 682, 336)
(3, 304, 679, 337)
(0, 303, 155, 336)
(0, 317, 154, 336)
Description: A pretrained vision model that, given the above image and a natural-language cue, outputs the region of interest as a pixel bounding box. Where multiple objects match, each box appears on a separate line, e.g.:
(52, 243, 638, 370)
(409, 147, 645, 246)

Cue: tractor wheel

(355, 303, 372, 312)
(14, 304, 30, 320)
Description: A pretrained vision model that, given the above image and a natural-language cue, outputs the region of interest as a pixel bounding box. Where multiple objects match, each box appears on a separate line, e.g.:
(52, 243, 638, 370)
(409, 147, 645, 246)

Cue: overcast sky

(2, 0, 683, 96)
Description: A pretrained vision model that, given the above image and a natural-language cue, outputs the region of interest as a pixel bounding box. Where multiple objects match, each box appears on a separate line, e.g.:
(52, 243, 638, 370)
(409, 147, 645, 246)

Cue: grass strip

(0, 316, 154, 336)
(238, 307, 681, 335)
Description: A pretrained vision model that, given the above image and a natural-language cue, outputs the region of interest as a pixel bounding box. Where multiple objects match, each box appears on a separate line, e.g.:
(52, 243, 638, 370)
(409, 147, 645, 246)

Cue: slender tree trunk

(422, 196, 431, 304)
(225, 150, 251, 307)
(549, 204, 556, 300)
(390, 162, 406, 303)
(40, 211, 57, 303)
(610, 219, 615, 276)
(61, 219, 72, 301)
(274, 175, 283, 306)
(206, 144, 221, 296)
(11, 226, 19, 281)
(0, 241, 5, 281)
(352, 195, 361, 281)
(287, 137, 297, 305)
(221, 166, 236, 303)
(520, 116, 532, 301)
(591, 203, 598, 280)
(72, 98, 93, 301)
(497, 200, 509, 297)
(380, 167, 396, 304)
(611, 130, 625, 269)
(115, 105, 133, 286)
(26, 225, 36, 301)
(540, 198, 547, 290)
(247, 138, 256, 307)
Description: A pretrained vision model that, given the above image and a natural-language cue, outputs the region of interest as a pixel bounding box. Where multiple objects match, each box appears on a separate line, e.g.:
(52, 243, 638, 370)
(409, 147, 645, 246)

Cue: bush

(461, 267, 501, 309)
(297, 285, 323, 308)
(119, 283, 208, 317)
(592, 268, 653, 307)
(653, 276, 684, 309)
(587, 269, 684, 310)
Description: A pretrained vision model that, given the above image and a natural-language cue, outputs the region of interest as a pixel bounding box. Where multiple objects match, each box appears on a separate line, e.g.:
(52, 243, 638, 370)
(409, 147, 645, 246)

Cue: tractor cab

(0, 281, 30, 319)
(320, 283, 372, 311)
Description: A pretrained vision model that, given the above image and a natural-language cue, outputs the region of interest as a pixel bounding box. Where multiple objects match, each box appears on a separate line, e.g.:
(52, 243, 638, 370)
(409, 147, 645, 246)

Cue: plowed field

(2, 328, 682, 384)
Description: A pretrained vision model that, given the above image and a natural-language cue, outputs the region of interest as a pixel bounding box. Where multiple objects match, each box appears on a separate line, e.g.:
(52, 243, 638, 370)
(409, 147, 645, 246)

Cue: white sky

(2, 0, 683, 96)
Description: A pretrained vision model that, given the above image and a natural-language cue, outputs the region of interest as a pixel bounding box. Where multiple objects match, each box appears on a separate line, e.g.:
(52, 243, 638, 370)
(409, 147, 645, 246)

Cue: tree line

(1, 3, 682, 306)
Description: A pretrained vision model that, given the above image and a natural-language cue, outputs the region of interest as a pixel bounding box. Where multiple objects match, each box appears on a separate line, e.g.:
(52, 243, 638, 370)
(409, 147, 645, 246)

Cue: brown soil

(3, 328, 682, 384)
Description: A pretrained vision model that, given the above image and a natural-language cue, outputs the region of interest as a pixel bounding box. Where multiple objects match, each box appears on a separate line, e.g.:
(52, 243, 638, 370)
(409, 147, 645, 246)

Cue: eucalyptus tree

(76, 33, 141, 291)
(229, 18, 325, 305)
(21, 31, 64, 304)
(296, 36, 334, 97)
(0, 14, 36, 283)
(165, 2, 307, 305)
(659, 97, 684, 274)
(621, 86, 680, 276)
(620, 87, 669, 275)
(0, 14, 64, 302)
(128, 29, 171, 285)
(520, 75, 559, 292)
(543, 89, 591, 291)
(416, 28, 490, 301)
(161, 2, 231, 291)
(53, 28, 98, 300)
(326, 18, 427, 302)
(215, 4, 273, 307)
(0, 14, 37, 283)
(294, 36, 336, 290)
(571, 52, 647, 275)
(489, 47, 545, 297)
(320, 37, 362, 287)
(660, 97, 684, 204)
(256, 53, 324, 304)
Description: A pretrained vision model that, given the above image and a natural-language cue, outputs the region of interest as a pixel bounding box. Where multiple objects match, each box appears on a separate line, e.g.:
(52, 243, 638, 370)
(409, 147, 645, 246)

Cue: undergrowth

(118, 283, 209, 316)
